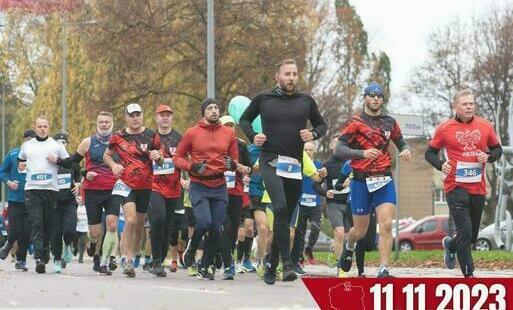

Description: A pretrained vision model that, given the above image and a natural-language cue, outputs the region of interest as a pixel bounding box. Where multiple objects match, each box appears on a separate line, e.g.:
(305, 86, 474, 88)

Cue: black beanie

(201, 97, 217, 116)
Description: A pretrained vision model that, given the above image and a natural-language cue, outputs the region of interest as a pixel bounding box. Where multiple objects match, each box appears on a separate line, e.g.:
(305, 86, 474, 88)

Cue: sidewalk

(303, 264, 513, 278)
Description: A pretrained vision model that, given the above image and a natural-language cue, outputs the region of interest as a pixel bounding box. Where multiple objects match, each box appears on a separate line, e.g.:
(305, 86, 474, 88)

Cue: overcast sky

(351, 0, 513, 98)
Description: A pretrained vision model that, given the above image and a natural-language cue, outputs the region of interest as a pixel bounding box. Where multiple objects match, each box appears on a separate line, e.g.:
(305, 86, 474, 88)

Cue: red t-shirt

(108, 128, 161, 190)
(152, 129, 182, 198)
(339, 112, 404, 176)
(429, 116, 499, 195)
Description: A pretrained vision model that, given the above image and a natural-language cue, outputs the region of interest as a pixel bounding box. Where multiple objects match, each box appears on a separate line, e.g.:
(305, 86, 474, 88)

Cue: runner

(104, 103, 163, 277)
(50, 132, 80, 273)
(74, 191, 88, 264)
(168, 192, 188, 272)
(147, 104, 182, 277)
(18, 116, 70, 273)
(290, 141, 323, 275)
(235, 177, 256, 274)
(49, 111, 118, 274)
(174, 98, 239, 280)
(336, 82, 411, 278)
(239, 58, 327, 284)
(0, 130, 36, 271)
(218, 115, 252, 280)
(425, 88, 502, 277)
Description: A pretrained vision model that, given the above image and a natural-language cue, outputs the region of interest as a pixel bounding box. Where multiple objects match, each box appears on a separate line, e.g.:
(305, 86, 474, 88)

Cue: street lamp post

(207, 0, 215, 99)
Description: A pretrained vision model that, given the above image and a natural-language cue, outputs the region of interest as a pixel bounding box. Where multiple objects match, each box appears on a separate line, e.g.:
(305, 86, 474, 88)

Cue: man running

(174, 98, 238, 280)
(104, 103, 163, 277)
(425, 89, 502, 277)
(239, 58, 327, 284)
(0, 130, 36, 271)
(50, 132, 81, 273)
(147, 104, 182, 277)
(49, 111, 118, 274)
(336, 82, 410, 278)
(18, 116, 70, 273)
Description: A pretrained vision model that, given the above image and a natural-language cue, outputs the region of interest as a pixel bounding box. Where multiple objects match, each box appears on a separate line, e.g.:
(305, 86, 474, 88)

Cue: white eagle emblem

(455, 130, 481, 151)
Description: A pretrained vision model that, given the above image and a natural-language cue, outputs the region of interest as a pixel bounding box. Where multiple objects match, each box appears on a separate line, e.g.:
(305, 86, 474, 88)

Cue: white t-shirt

(18, 137, 70, 191)
(76, 204, 89, 233)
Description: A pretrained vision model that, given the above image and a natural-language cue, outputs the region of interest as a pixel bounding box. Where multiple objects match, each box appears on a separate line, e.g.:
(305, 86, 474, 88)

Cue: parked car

(397, 215, 449, 251)
(476, 222, 510, 251)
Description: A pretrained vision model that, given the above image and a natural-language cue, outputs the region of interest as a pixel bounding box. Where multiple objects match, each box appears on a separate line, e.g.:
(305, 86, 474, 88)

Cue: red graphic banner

(303, 277, 513, 310)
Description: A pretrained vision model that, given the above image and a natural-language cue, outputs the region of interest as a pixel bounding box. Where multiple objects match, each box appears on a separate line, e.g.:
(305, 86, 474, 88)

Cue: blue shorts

(350, 179, 396, 216)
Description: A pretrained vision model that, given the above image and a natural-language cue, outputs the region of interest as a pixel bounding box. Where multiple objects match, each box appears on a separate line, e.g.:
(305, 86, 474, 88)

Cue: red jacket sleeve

(229, 131, 239, 164)
(173, 129, 193, 171)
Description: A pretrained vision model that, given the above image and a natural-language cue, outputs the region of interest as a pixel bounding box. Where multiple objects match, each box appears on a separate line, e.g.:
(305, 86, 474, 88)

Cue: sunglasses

(367, 93, 384, 99)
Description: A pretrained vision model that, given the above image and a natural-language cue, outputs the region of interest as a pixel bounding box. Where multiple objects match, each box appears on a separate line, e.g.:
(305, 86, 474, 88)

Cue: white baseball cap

(125, 103, 142, 114)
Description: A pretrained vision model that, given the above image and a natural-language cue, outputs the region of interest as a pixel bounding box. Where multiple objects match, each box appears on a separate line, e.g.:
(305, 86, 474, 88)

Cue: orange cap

(156, 104, 173, 114)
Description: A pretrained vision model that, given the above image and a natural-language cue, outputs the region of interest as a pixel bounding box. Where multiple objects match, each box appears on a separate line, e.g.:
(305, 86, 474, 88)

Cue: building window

(435, 189, 446, 203)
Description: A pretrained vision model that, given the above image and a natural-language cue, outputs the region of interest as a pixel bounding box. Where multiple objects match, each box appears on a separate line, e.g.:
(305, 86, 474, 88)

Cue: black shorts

(185, 207, 195, 228)
(240, 207, 252, 225)
(250, 196, 265, 213)
(115, 189, 152, 214)
(84, 189, 120, 225)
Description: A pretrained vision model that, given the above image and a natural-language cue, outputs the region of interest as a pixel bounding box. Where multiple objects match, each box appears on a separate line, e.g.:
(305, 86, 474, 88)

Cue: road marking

(154, 285, 228, 295)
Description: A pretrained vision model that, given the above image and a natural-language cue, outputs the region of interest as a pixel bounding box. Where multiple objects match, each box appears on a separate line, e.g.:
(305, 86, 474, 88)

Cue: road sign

(391, 114, 424, 136)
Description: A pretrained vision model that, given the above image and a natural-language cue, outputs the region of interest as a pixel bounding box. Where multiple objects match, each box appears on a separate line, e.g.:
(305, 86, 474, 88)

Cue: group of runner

(0, 58, 502, 282)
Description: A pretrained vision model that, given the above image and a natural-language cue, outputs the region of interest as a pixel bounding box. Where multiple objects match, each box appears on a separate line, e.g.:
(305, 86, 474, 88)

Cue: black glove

(224, 156, 237, 170)
(191, 160, 207, 175)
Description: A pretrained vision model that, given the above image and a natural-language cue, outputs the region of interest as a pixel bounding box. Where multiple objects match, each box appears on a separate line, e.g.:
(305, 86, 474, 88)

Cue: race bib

(57, 173, 72, 190)
(276, 155, 302, 180)
(112, 179, 132, 197)
(455, 161, 482, 183)
(225, 171, 236, 189)
(331, 179, 350, 195)
(300, 193, 317, 207)
(365, 176, 392, 193)
(153, 158, 175, 175)
(29, 172, 53, 185)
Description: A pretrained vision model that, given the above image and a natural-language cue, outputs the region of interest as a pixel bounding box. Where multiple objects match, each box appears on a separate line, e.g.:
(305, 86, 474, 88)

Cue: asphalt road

(0, 257, 317, 310)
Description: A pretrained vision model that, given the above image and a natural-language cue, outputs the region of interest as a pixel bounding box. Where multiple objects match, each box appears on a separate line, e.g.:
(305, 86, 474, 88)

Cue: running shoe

(63, 244, 73, 264)
(35, 259, 46, 274)
(134, 255, 141, 268)
(15, 260, 28, 272)
(338, 242, 354, 272)
(235, 262, 244, 274)
(282, 262, 297, 282)
(143, 260, 153, 272)
(197, 266, 215, 280)
(188, 264, 198, 277)
(123, 259, 136, 278)
(242, 259, 256, 273)
(442, 236, 456, 270)
(377, 268, 394, 278)
(170, 260, 178, 273)
(263, 256, 276, 285)
(183, 240, 195, 268)
(109, 257, 117, 271)
(0, 242, 11, 260)
(87, 241, 96, 257)
(223, 267, 234, 280)
(98, 265, 112, 276)
(54, 260, 62, 273)
(294, 264, 306, 276)
(214, 252, 223, 270)
(337, 268, 347, 278)
(256, 262, 265, 278)
(93, 255, 100, 272)
(152, 260, 167, 277)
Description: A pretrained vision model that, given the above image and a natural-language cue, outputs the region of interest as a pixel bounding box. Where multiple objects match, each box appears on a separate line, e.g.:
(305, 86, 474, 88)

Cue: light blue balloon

(228, 95, 262, 133)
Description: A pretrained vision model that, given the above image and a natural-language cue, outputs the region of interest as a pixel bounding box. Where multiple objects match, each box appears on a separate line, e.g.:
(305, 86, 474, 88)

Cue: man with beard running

(104, 104, 163, 277)
(0, 130, 36, 271)
(49, 111, 118, 274)
(174, 98, 239, 280)
(239, 58, 327, 285)
(336, 82, 411, 278)
(18, 116, 70, 273)
(147, 104, 183, 277)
